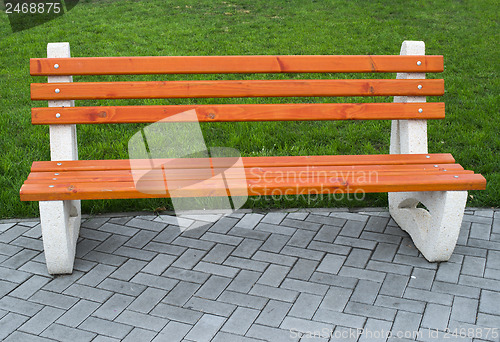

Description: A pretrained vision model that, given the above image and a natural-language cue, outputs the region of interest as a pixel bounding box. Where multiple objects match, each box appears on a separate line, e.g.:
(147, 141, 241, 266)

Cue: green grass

(0, 0, 498, 219)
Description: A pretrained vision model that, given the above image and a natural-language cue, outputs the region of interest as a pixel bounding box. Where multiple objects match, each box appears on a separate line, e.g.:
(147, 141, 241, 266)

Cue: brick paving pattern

(0, 208, 499, 341)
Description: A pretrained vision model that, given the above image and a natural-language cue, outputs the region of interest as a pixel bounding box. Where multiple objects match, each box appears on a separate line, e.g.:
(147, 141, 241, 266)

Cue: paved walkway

(0, 208, 499, 342)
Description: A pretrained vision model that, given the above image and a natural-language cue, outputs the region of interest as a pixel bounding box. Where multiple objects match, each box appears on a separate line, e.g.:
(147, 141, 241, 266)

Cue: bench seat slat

(26, 163, 466, 181)
(31, 79, 444, 100)
(30, 55, 444, 76)
(30, 154, 457, 172)
(19, 173, 486, 201)
(32, 103, 445, 124)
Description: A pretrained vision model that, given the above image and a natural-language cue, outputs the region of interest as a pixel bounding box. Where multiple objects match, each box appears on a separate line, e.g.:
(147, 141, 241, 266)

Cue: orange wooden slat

(30, 154, 457, 172)
(31, 79, 444, 100)
(26, 164, 465, 181)
(19, 173, 486, 201)
(30, 55, 444, 76)
(31, 103, 445, 124)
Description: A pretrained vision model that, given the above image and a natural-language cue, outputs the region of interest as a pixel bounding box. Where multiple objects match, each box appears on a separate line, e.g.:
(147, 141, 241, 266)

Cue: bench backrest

(29, 41, 442, 161)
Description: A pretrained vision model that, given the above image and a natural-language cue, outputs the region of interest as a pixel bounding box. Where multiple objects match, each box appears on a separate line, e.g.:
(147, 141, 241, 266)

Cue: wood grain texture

(19, 173, 486, 201)
(30, 55, 444, 76)
(29, 154, 457, 172)
(31, 103, 445, 124)
(31, 79, 445, 100)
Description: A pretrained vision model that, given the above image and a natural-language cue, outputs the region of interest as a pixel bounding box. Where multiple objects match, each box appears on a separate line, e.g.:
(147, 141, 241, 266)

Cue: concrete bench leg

(388, 191, 466, 261)
(39, 200, 81, 274)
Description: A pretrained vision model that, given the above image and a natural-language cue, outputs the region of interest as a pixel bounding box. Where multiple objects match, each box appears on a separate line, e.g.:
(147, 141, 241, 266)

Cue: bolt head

(418, 85, 423, 90)
(425, 156, 430, 158)
(417, 61, 422, 66)
(49, 185, 54, 188)
(57, 162, 62, 166)
(56, 113, 61, 118)
(55, 88, 60, 93)
(54, 173, 59, 175)
(454, 175, 459, 178)
(418, 108, 423, 113)
(434, 165, 438, 167)
(54, 64, 59, 69)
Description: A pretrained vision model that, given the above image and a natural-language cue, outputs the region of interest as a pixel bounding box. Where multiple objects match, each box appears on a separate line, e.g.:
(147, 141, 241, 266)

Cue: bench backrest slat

(31, 79, 444, 100)
(31, 102, 445, 124)
(30, 55, 443, 75)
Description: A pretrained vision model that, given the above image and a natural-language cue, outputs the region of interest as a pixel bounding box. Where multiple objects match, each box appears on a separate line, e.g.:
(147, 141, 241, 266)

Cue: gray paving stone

(314, 225, 341, 243)
(330, 212, 368, 222)
(335, 235, 377, 250)
(287, 259, 318, 280)
(139, 253, 176, 275)
(110, 259, 147, 281)
(150, 303, 202, 324)
(122, 327, 156, 342)
(344, 248, 372, 268)
(393, 254, 438, 269)
(454, 245, 488, 258)
(125, 217, 167, 231)
(391, 311, 422, 340)
(351, 279, 382, 304)
(202, 244, 235, 263)
(485, 250, 500, 270)
(152, 321, 192, 342)
(236, 213, 264, 229)
(115, 309, 168, 331)
(194, 261, 240, 278)
(255, 299, 292, 327)
(209, 217, 239, 234)
(313, 308, 366, 329)
(288, 293, 323, 319)
(0, 296, 43, 316)
(477, 312, 500, 328)
(172, 248, 206, 270)
(339, 266, 386, 283)
(127, 287, 166, 313)
(287, 212, 309, 221)
(281, 218, 322, 232)
(435, 261, 462, 283)
(462, 256, 486, 277)
(281, 278, 329, 296)
(162, 266, 209, 284)
(256, 222, 297, 236)
(41, 323, 96, 342)
(469, 223, 492, 241)
(231, 238, 263, 258)
(339, 220, 366, 238)
(0, 313, 29, 340)
(344, 302, 396, 321)
(246, 323, 299, 342)
(4, 331, 54, 342)
(19, 306, 64, 335)
(309, 272, 357, 289)
(82, 217, 110, 229)
(365, 216, 390, 233)
(56, 299, 100, 327)
(261, 212, 287, 225)
(83, 251, 128, 267)
(403, 287, 453, 306)
(195, 275, 231, 300)
(226, 270, 260, 294)
(257, 264, 290, 287)
(222, 306, 260, 334)
(459, 274, 500, 292)
(316, 253, 346, 274)
(421, 303, 451, 330)
(478, 290, 500, 316)
(184, 296, 236, 317)
(2, 249, 39, 269)
(249, 284, 299, 303)
(409, 268, 436, 290)
(0, 280, 17, 298)
(10, 275, 50, 300)
(77, 264, 116, 287)
(79, 316, 134, 339)
(320, 286, 352, 312)
(93, 293, 134, 320)
(260, 234, 290, 252)
(0, 266, 31, 284)
(218, 290, 268, 310)
(154, 215, 193, 228)
(450, 296, 478, 324)
(374, 294, 426, 314)
(163, 281, 200, 306)
(281, 245, 324, 261)
(228, 227, 270, 241)
(130, 272, 178, 291)
(308, 240, 351, 255)
(0, 225, 30, 243)
(124, 230, 157, 249)
(358, 318, 393, 342)
(484, 267, 500, 280)
(432, 280, 480, 299)
(281, 316, 333, 338)
(171, 236, 215, 251)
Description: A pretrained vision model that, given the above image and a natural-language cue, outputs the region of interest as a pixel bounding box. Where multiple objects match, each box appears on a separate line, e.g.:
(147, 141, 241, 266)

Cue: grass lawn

(0, 0, 498, 219)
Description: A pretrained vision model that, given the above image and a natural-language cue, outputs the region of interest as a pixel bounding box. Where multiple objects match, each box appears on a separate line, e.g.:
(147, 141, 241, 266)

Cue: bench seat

(20, 153, 485, 201)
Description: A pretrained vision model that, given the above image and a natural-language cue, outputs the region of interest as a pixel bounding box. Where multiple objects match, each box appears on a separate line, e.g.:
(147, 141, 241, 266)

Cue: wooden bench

(20, 41, 486, 274)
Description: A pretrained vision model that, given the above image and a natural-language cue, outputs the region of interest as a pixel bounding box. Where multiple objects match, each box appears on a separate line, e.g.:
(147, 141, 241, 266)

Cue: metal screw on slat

(426, 156, 430, 158)
(434, 165, 438, 167)
(49, 185, 54, 188)
(54, 173, 59, 175)
(55, 88, 60, 93)
(54, 64, 59, 69)
(454, 175, 459, 178)
(443, 169, 447, 171)
(418, 108, 423, 113)
(418, 85, 423, 90)
(57, 163, 62, 166)
(53, 178, 57, 180)
(417, 61, 422, 66)
(56, 113, 61, 118)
